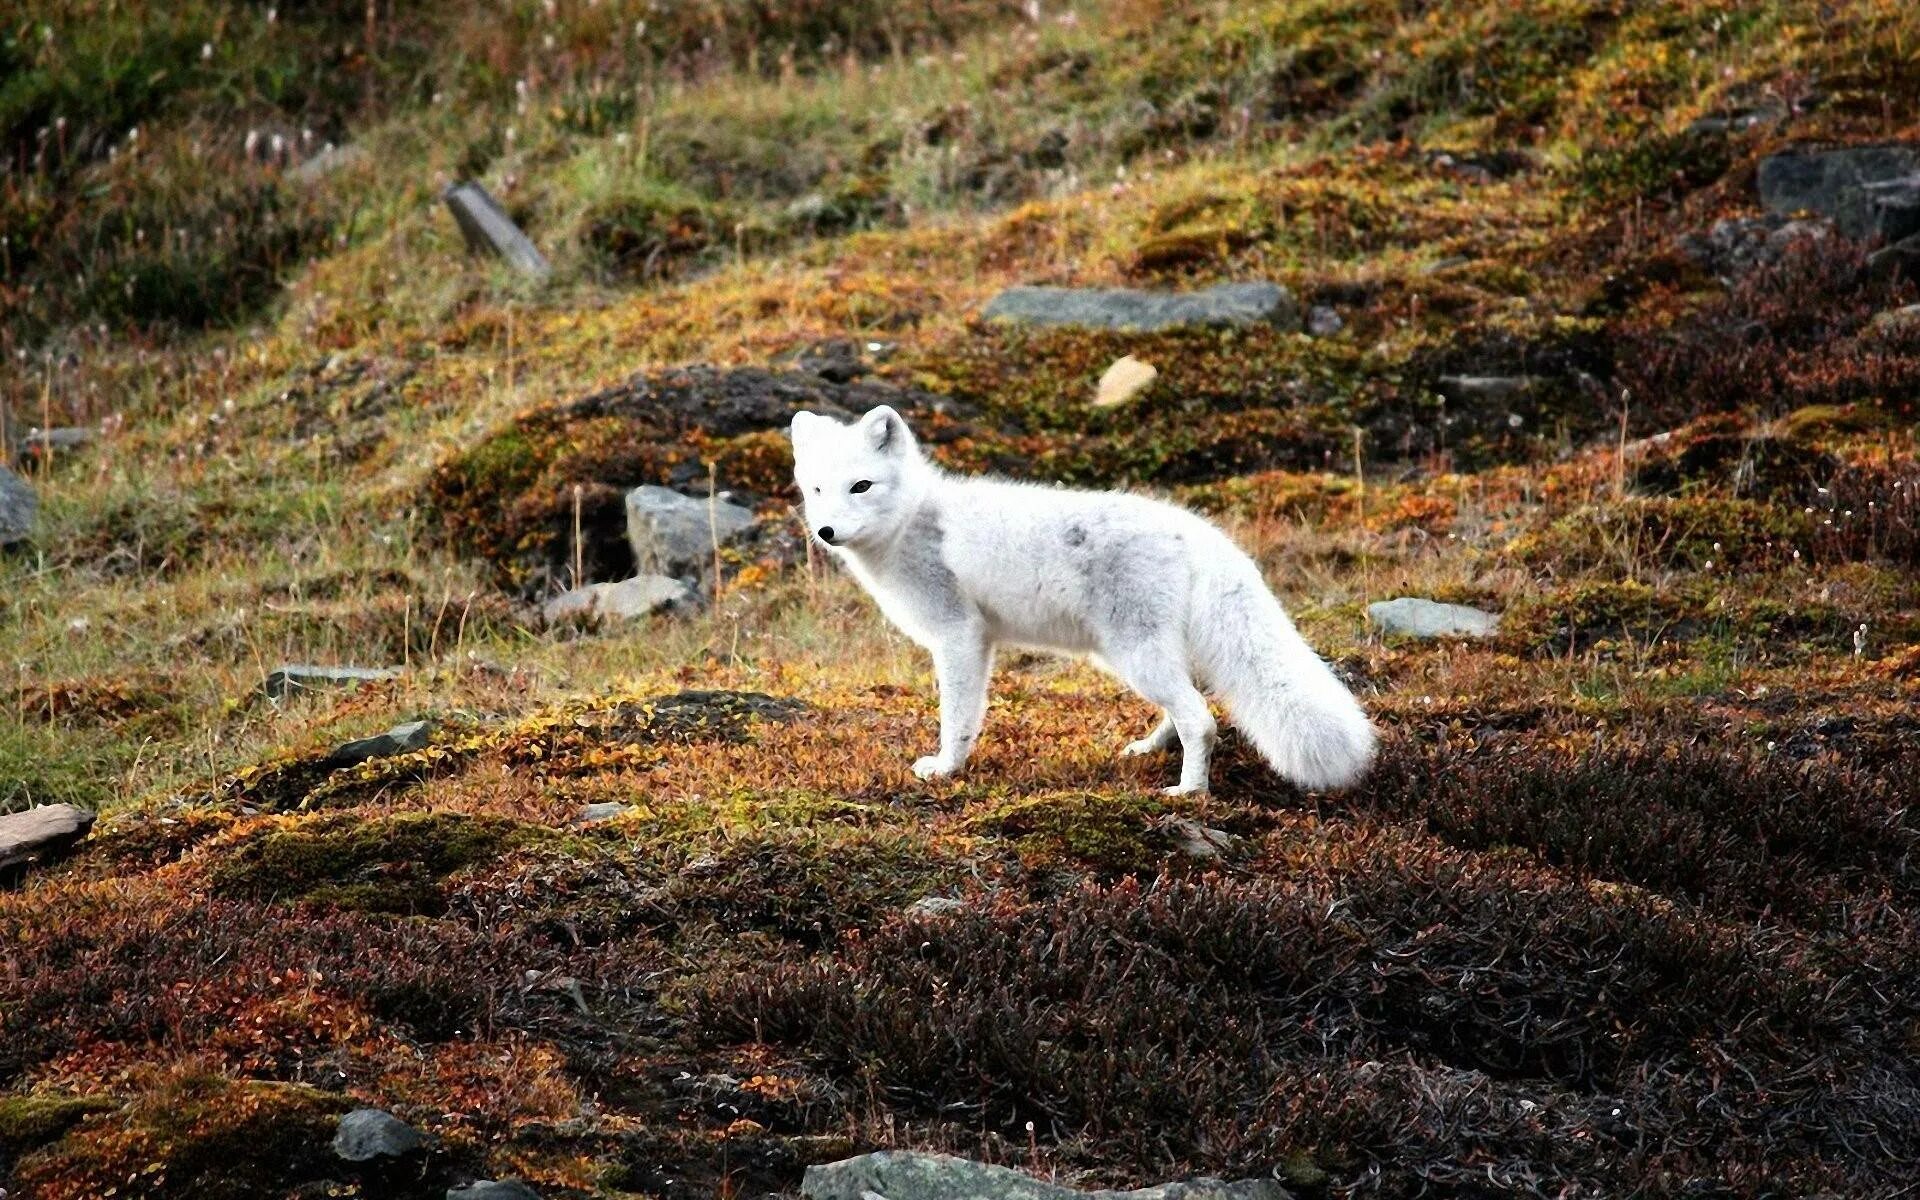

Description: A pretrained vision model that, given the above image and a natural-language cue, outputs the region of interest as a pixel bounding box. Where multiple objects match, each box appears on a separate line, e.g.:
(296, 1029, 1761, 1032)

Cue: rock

(802, 1151, 1292, 1200)
(540, 575, 698, 625)
(1435, 375, 1535, 404)
(1672, 213, 1832, 277)
(443, 181, 552, 279)
(448, 1182, 541, 1200)
(981, 281, 1299, 332)
(577, 802, 632, 824)
(326, 721, 433, 770)
(1368, 598, 1501, 639)
(17, 427, 93, 459)
(1757, 144, 1920, 241)
(1094, 355, 1159, 408)
(624, 486, 758, 578)
(1, 464, 36, 546)
(0, 804, 96, 875)
(1160, 816, 1240, 862)
(1870, 304, 1920, 335)
(775, 338, 873, 384)
(265, 665, 401, 700)
(332, 1108, 423, 1162)
(1306, 305, 1344, 337)
(905, 895, 968, 918)
(291, 142, 369, 185)
(1867, 233, 1920, 284)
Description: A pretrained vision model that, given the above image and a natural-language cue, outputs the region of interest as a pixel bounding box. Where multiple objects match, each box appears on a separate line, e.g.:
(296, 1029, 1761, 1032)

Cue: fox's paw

(1121, 738, 1164, 758)
(912, 755, 958, 780)
(1161, 783, 1209, 797)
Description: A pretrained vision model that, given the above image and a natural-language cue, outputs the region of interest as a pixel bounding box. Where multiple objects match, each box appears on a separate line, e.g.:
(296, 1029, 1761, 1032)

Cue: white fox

(789, 405, 1376, 794)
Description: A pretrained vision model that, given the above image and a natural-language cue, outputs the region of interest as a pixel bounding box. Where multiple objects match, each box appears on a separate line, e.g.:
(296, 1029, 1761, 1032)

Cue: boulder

(448, 1182, 541, 1200)
(1867, 233, 1920, 284)
(443, 181, 552, 279)
(0, 804, 96, 875)
(1368, 597, 1501, 639)
(1, 465, 36, 546)
(981, 281, 1299, 332)
(802, 1151, 1292, 1200)
(1757, 144, 1920, 241)
(326, 721, 433, 769)
(265, 665, 401, 700)
(624, 486, 757, 578)
(540, 575, 697, 625)
(331, 1108, 423, 1162)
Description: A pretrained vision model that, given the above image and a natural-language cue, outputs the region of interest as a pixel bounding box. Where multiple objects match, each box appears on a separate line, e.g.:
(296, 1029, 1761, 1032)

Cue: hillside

(3, 0, 1919, 1196)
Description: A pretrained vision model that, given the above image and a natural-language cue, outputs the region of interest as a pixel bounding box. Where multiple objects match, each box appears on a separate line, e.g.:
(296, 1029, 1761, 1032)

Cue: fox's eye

(849, 480, 873, 494)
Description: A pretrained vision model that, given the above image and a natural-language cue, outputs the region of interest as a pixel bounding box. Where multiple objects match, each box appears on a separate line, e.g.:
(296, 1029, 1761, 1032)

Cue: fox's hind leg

(1122, 714, 1177, 757)
(1101, 641, 1216, 795)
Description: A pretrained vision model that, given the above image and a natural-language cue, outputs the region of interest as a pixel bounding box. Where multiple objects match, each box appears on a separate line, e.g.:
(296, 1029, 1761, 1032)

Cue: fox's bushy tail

(1188, 553, 1376, 790)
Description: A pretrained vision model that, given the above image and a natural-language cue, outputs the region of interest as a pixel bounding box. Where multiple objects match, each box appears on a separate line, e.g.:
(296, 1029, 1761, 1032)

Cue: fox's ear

(788, 410, 820, 445)
(861, 405, 909, 454)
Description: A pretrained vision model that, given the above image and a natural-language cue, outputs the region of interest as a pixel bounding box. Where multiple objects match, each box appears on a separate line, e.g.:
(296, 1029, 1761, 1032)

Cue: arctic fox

(789, 405, 1376, 794)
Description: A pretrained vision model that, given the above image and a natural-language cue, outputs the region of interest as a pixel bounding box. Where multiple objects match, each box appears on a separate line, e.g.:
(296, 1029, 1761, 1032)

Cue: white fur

(790, 405, 1377, 793)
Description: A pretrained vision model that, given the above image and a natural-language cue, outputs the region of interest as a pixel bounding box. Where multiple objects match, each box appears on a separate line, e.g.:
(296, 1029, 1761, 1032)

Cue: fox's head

(789, 405, 928, 551)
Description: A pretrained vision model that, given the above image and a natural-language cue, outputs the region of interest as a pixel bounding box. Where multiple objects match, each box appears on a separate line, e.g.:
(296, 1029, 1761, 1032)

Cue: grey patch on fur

(897, 508, 968, 623)
(1064, 523, 1088, 547)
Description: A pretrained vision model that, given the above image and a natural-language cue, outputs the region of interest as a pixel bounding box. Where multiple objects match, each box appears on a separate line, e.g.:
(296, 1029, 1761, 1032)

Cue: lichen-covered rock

(1757, 144, 1920, 240)
(624, 485, 757, 578)
(1, 464, 36, 546)
(540, 574, 698, 624)
(802, 1151, 1292, 1200)
(264, 664, 401, 700)
(981, 281, 1299, 331)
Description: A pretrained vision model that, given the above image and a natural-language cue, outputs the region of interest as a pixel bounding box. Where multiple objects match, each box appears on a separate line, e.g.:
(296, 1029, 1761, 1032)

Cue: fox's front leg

(914, 631, 992, 780)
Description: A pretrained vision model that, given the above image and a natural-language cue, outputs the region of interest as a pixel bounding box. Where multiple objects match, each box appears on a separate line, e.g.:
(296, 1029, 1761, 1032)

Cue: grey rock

(0, 804, 96, 874)
(1368, 597, 1501, 639)
(264, 665, 402, 700)
(1436, 374, 1535, 404)
(449, 1182, 541, 1200)
(1306, 305, 1344, 337)
(1, 465, 36, 546)
(1673, 213, 1831, 277)
(332, 1107, 423, 1162)
(326, 721, 433, 769)
(19, 426, 94, 457)
(1867, 233, 1920, 284)
(803, 1151, 1291, 1200)
(540, 575, 698, 625)
(624, 486, 757, 578)
(981, 281, 1299, 332)
(1757, 144, 1920, 240)
(1160, 816, 1240, 862)
(443, 181, 551, 279)
(905, 895, 968, 918)
(577, 802, 632, 824)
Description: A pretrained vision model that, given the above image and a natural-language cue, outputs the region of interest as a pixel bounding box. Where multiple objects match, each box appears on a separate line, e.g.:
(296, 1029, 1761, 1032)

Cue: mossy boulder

(0, 1093, 116, 1158)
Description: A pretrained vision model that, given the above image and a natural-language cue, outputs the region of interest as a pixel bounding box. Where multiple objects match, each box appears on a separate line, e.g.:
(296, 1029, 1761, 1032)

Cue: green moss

(9, 1075, 347, 1200)
(970, 791, 1168, 875)
(210, 811, 546, 913)
(0, 1093, 116, 1156)
(1511, 497, 1816, 574)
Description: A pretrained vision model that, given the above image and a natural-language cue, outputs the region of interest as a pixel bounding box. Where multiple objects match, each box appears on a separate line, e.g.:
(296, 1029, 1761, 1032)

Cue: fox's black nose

(817, 526, 836, 544)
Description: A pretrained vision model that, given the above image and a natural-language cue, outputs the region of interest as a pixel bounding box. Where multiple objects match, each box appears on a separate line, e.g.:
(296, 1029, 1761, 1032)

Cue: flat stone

(0, 804, 96, 874)
(1871, 304, 1920, 335)
(981, 281, 1299, 332)
(1757, 144, 1920, 240)
(577, 802, 632, 825)
(264, 665, 401, 700)
(1093, 355, 1158, 408)
(332, 1107, 423, 1162)
(624, 486, 757, 578)
(1, 465, 35, 546)
(1368, 597, 1501, 639)
(540, 575, 697, 625)
(443, 181, 551, 279)
(448, 1182, 541, 1200)
(803, 1151, 1292, 1200)
(1161, 817, 1240, 861)
(1306, 305, 1344, 337)
(326, 721, 433, 769)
